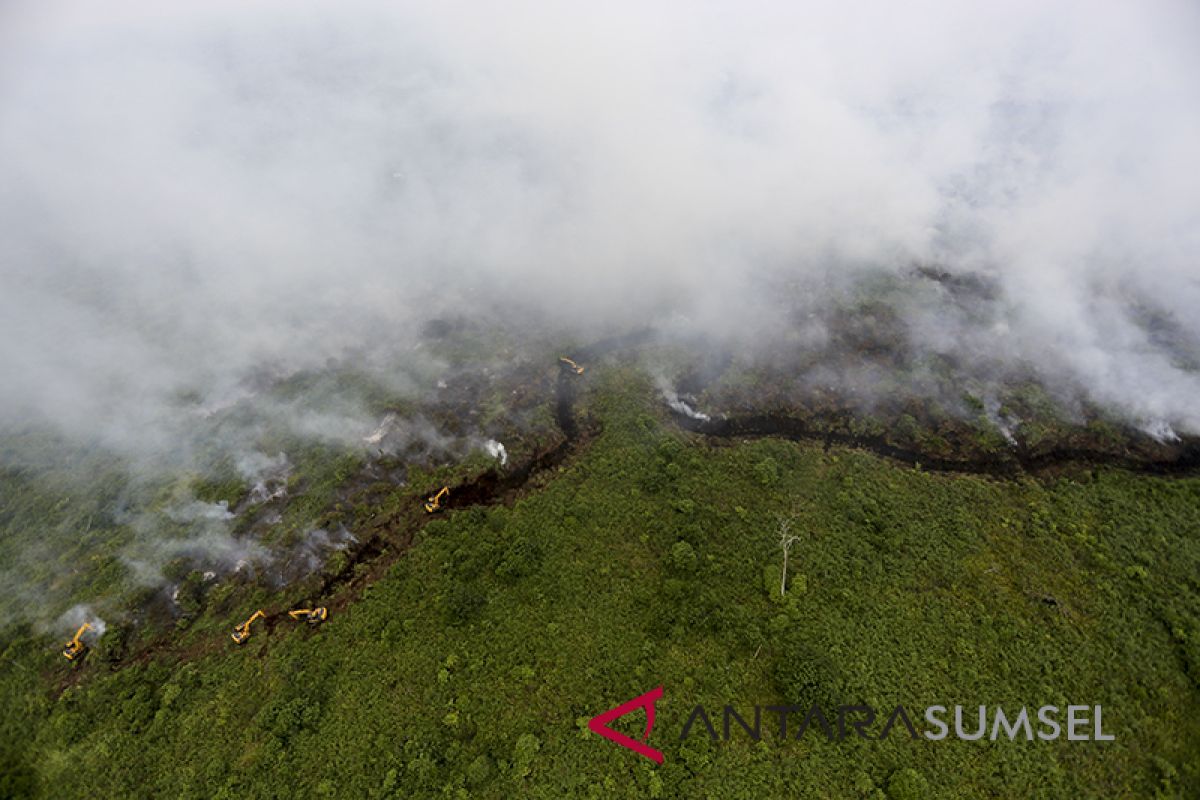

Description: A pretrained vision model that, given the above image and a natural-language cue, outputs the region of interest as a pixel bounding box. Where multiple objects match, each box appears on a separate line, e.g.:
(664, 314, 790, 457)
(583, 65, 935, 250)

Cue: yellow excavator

(231, 609, 266, 645)
(424, 486, 449, 513)
(559, 356, 584, 375)
(62, 622, 92, 661)
(288, 607, 328, 625)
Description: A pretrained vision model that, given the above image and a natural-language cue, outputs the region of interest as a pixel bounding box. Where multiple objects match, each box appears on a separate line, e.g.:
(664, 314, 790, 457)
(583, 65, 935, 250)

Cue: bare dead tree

(775, 512, 801, 596)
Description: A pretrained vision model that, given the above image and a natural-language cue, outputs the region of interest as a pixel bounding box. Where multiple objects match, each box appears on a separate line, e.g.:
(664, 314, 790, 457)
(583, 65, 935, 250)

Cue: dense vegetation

(1, 368, 1198, 798)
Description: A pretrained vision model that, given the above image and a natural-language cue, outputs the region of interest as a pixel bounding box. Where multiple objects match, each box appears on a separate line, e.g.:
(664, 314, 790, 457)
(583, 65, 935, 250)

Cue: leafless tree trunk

(776, 513, 801, 596)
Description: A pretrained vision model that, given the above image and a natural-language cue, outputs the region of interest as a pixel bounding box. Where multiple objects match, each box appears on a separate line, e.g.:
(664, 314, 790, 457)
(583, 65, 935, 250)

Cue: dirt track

(671, 410, 1200, 478)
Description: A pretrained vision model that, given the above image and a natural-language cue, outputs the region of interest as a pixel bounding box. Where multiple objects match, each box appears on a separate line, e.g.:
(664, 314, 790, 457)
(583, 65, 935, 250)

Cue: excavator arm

(424, 486, 449, 513)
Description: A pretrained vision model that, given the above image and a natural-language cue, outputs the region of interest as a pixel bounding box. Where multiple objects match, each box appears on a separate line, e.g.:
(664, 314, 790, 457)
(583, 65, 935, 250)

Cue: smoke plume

(2, 1, 1199, 622)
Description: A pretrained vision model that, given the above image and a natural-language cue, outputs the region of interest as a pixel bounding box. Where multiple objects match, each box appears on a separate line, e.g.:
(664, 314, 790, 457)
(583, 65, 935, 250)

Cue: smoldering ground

(2, 1, 1199, 622)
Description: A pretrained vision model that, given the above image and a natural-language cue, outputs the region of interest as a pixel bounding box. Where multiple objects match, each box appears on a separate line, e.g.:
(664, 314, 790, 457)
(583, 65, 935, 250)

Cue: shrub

(512, 733, 540, 779)
(668, 540, 698, 574)
(495, 536, 543, 581)
(763, 564, 783, 601)
(754, 457, 781, 487)
(886, 768, 929, 800)
(773, 635, 841, 709)
(465, 754, 493, 787)
(442, 583, 486, 625)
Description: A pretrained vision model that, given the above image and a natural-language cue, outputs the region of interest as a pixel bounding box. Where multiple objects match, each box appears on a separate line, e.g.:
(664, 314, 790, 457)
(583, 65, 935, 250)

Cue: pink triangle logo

(587, 686, 665, 764)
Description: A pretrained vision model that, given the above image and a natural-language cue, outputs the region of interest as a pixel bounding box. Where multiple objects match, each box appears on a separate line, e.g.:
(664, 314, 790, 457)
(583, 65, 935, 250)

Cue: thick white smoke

(54, 604, 106, 642)
(1, 0, 1198, 446)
